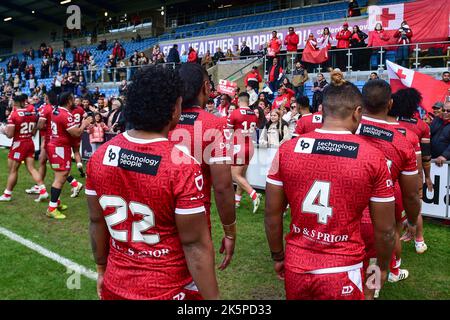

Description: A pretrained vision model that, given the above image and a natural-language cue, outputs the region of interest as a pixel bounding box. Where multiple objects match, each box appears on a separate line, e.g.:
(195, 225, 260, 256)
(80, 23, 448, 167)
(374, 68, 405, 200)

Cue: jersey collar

(315, 129, 352, 135)
(362, 115, 389, 124)
(123, 131, 168, 144)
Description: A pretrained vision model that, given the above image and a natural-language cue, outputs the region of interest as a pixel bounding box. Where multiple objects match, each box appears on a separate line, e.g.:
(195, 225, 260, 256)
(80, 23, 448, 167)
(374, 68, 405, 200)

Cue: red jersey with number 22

(267, 129, 394, 273)
(85, 132, 206, 300)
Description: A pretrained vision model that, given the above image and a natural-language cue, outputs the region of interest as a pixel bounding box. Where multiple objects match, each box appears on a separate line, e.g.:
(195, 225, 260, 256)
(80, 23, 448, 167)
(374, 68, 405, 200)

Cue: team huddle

(1, 63, 429, 300)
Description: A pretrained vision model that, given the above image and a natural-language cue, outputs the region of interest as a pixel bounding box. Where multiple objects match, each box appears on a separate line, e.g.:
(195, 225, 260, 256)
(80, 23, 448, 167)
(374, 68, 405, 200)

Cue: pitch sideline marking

(0, 226, 97, 281)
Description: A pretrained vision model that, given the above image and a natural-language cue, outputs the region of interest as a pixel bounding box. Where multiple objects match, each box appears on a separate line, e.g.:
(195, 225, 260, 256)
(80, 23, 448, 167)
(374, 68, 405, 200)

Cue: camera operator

(394, 21, 413, 67)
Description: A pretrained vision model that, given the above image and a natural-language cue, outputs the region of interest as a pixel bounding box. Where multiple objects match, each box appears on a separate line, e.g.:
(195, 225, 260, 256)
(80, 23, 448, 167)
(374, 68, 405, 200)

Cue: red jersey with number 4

(7, 105, 38, 142)
(48, 107, 77, 147)
(38, 103, 54, 143)
(169, 107, 230, 218)
(85, 132, 206, 300)
(267, 129, 394, 273)
(294, 113, 323, 136)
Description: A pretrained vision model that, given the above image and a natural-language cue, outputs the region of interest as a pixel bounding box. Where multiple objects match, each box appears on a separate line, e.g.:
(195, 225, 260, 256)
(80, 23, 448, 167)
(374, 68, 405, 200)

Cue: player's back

(268, 129, 394, 272)
(70, 106, 86, 126)
(86, 132, 205, 299)
(38, 103, 54, 144)
(294, 112, 323, 136)
(389, 121, 421, 155)
(169, 107, 229, 215)
(397, 115, 430, 142)
(227, 107, 258, 135)
(356, 116, 418, 183)
(8, 104, 38, 141)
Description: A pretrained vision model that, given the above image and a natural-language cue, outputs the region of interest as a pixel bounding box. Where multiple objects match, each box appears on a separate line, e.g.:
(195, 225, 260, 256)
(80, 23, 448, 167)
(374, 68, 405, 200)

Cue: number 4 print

(302, 181, 333, 224)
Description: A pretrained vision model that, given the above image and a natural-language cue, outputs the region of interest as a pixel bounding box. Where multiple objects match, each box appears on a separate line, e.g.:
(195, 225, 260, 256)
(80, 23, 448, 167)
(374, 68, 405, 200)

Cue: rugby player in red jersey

(390, 88, 431, 254)
(86, 65, 219, 300)
(293, 104, 323, 136)
(227, 92, 262, 212)
(357, 80, 420, 289)
(0, 94, 48, 202)
(169, 63, 236, 270)
(71, 97, 87, 177)
(46, 92, 92, 219)
(25, 92, 58, 195)
(265, 81, 396, 300)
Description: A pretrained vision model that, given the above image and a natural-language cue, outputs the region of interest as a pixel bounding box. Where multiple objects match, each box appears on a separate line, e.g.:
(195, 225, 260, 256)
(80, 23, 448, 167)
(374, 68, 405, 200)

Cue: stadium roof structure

(0, 0, 190, 39)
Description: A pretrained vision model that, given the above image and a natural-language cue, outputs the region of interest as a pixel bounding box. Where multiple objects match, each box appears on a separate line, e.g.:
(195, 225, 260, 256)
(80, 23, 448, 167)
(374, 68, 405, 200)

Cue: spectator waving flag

(368, 0, 449, 45)
(387, 60, 448, 112)
(217, 79, 238, 96)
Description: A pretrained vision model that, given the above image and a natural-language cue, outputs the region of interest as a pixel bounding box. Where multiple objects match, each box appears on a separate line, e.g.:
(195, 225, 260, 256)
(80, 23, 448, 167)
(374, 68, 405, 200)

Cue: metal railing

(262, 40, 450, 77)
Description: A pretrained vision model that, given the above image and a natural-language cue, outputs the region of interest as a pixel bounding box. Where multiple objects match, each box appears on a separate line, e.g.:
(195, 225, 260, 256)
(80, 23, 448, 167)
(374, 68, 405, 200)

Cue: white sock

(4, 189, 12, 196)
(77, 162, 83, 169)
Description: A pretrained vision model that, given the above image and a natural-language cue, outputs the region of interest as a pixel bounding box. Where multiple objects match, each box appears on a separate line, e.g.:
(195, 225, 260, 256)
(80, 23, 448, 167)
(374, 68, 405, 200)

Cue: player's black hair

(362, 79, 391, 114)
(322, 81, 363, 120)
(58, 92, 73, 107)
(178, 63, 208, 109)
(47, 91, 58, 106)
(124, 65, 183, 132)
(297, 96, 310, 109)
(389, 88, 423, 118)
(238, 92, 250, 105)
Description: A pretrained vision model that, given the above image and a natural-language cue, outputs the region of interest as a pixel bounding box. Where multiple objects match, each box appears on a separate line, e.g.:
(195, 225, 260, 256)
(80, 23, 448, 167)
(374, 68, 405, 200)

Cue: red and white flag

(368, 0, 449, 45)
(217, 79, 238, 96)
(387, 60, 448, 112)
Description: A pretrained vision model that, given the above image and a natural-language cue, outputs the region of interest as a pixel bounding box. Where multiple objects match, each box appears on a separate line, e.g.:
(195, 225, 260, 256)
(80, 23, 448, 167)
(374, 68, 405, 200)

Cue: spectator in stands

(205, 98, 221, 117)
(201, 51, 214, 69)
(335, 22, 352, 70)
(233, 45, 241, 59)
(87, 56, 97, 82)
(88, 113, 109, 153)
(188, 47, 198, 63)
(282, 100, 302, 135)
(112, 42, 126, 61)
(28, 75, 37, 92)
(348, 0, 361, 17)
(368, 23, 390, 70)
(138, 52, 149, 65)
(155, 53, 166, 65)
(151, 45, 161, 63)
(213, 47, 225, 64)
(317, 27, 333, 70)
(369, 72, 379, 80)
(119, 80, 128, 96)
(244, 66, 262, 93)
(53, 71, 63, 94)
(167, 44, 180, 64)
(284, 27, 300, 74)
(350, 25, 368, 71)
(431, 101, 444, 120)
(394, 21, 413, 67)
(180, 51, 188, 63)
(441, 71, 450, 85)
(272, 83, 295, 110)
(240, 41, 251, 58)
(268, 57, 283, 94)
(267, 30, 282, 74)
(259, 109, 290, 148)
(292, 62, 309, 100)
(431, 101, 450, 167)
(256, 44, 266, 58)
(218, 94, 231, 117)
(13, 73, 21, 91)
(246, 85, 258, 106)
(106, 55, 117, 82)
(225, 49, 235, 60)
(312, 73, 327, 113)
(106, 99, 123, 132)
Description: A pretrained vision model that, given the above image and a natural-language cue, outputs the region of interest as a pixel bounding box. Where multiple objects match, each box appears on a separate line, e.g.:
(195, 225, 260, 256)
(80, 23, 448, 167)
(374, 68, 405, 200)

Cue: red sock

(250, 190, 257, 201)
(390, 253, 400, 276)
(48, 201, 58, 212)
(70, 180, 79, 188)
(39, 186, 47, 195)
(3, 190, 12, 198)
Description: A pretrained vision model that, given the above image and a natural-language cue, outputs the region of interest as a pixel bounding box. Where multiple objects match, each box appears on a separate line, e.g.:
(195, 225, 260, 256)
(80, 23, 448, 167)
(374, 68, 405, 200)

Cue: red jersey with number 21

(85, 132, 206, 300)
(267, 129, 394, 273)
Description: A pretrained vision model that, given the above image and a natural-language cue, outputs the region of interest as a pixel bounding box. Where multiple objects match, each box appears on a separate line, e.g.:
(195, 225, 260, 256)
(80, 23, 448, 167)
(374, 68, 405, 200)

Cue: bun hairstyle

(330, 68, 346, 86)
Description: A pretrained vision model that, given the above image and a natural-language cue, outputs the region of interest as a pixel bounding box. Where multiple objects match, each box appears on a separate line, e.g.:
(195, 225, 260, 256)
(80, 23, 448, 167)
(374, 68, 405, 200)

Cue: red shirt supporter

(269, 63, 283, 82)
(267, 129, 394, 298)
(244, 69, 262, 87)
(6, 105, 38, 162)
(188, 48, 198, 63)
(368, 28, 390, 47)
(268, 32, 282, 58)
(85, 134, 206, 300)
(169, 107, 230, 223)
(293, 112, 323, 136)
(284, 29, 299, 52)
(272, 88, 295, 110)
(336, 23, 352, 49)
(227, 106, 258, 165)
